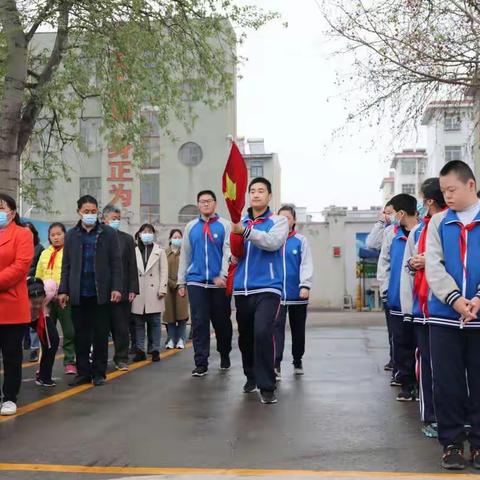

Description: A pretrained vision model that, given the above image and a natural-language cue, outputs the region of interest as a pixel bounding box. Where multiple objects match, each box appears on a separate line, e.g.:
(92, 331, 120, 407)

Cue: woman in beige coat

(164, 229, 190, 349)
(131, 224, 168, 362)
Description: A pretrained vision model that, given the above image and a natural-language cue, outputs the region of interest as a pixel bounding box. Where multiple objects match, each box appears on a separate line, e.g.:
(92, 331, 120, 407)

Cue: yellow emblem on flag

(224, 173, 237, 201)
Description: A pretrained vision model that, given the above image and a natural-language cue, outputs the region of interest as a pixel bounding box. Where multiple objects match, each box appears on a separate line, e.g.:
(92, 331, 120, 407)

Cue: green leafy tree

(0, 0, 277, 201)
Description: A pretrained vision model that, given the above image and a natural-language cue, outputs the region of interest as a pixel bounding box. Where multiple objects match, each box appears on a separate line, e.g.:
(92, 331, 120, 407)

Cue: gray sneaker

(115, 362, 129, 371)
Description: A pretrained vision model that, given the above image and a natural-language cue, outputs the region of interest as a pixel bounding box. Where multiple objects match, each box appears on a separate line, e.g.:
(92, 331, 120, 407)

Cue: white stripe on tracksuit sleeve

(246, 215, 289, 252)
(299, 235, 314, 289)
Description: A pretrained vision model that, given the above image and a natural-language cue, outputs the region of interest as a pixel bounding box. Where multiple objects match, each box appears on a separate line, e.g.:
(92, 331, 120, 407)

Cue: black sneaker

(260, 390, 278, 404)
(384, 360, 394, 371)
(151, 350, 160, 362)
(471, 447, 480, 469)
(192, 366, 208, 377)
(396, 385, 416, 402)
(220, 355, 231, 370)
(243, 380, 257, 393)
(29, 350, 39, 362)
(92, 376, 106, 387)
(390, 378, 402, 387)
(293, 361, 304, 376)
(133, 351, 146, 362)
(274, 367, 281, 381)
(442, 445, 467, 470)
(68, 375, 91, 387)
(35, 378, 56, 387)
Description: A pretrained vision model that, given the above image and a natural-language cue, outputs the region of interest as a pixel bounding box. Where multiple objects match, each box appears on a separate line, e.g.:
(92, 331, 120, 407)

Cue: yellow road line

(0, 343, 190, 423)
(0, 463, 477, 478)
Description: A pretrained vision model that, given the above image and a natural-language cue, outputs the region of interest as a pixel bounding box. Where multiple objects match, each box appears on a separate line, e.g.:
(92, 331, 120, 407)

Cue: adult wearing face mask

(0, 194, 34, 415)
(102, 204, 139, 371)
(57, 195, 122, 387)
(164, 229, 190, 349)
(131, 224, 168, 362)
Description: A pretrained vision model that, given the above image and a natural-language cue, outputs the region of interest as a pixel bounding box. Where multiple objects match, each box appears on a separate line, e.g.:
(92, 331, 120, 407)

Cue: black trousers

(274, 304, 307, 368)
(415, 323, 435, 424)
(187, 286, 232, 368)
(36, 316, 60, 383)
(390, 313, 416, 386)
(235, 292, 281, 392)
(0, 324, 27, 403)
(110, 301, 131, 364)
(71, 297, 110, 379)
(430, 325, 480, 448)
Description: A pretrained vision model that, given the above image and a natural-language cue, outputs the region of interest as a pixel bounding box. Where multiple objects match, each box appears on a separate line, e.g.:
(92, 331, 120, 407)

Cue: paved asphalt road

(0, 312, 474, 480)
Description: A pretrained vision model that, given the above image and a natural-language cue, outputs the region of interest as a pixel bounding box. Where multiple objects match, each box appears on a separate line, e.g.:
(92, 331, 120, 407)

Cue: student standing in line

(177, 190, 232, 377)
(131, 224, 168, 363)
(58, 195, 122, 387)
(36, 222, 77, 375)
(426, 161, 480, 470)
(400, 178, 447, 439)
(274, 205, 313, 380)
(378, 193, 419, 402)
(231, 177, 289, 404)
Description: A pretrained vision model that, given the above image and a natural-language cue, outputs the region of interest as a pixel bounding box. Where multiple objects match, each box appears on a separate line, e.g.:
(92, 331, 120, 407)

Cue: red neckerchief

(35, 310, 47, 346)
(288, 229, 297, 239)
(202, 216, 219, 243)
(47, 245, 63, 271)
(413, 216, 431, 317)
(457, 221, 480, 274)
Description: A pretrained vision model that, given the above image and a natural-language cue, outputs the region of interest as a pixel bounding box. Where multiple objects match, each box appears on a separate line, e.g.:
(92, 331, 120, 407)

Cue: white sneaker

(1, 401, 17, 416)
(275, 368, 281, 381)
(166, 339, 175, 349)
(176, 339, 185, 349)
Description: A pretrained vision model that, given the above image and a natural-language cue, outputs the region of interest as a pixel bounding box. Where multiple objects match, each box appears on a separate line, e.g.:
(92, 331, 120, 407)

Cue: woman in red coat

(0, 194, 34, 416)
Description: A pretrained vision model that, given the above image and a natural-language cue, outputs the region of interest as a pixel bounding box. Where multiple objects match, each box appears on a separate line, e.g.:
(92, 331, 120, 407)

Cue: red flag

(222, 142, 248, 224)
(222, 142, 248, 295)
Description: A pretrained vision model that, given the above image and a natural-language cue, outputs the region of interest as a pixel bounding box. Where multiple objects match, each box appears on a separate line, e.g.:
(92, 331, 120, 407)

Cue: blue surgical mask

(0, 211, 8, 228)
(171, 238, 182, 248)
(417, 202, 427, 219)
(140, 233, 154, 245)
(109, 220, 121, 230)
(82, 213, 97, 226)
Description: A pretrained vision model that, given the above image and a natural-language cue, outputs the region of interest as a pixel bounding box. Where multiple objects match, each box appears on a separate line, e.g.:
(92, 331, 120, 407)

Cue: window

(400, 159, 416, 175)
(79, 118, 102, 153)
(142, 137, 160, 169)
(250, 160, 264, 178)
(140, 173, 160, 224)
(80, 177, 101, 204)
(419, 159, 427, 175)
(444, 114, 461, 131)
(445, 146, 462, 162)
(178, 142, 203, 166)
(178, 204, 199, 223)
(402, 184, 416, 195)
(141, 110, 160, 137)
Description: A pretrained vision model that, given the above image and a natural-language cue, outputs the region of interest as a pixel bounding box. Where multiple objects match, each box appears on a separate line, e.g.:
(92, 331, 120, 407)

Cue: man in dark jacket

(102, 204, 139, 371)
(58, 195, 122, 387)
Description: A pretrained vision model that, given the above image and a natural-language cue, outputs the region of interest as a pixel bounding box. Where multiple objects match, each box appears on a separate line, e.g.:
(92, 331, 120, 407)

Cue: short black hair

(389, 193, 417, 216)
(440, 160, 476, 184)
(0, 193, 22, 226)
(197, 190, 216, 202)
(23, 221, 40, 246)
(77, 195, 98, 210)
(278, 204, 296, 219)
(169, 228, 183, 239)
(249, 177, 272, 193)
(27, 277, 45, 298)
(421, 177, 447, 209)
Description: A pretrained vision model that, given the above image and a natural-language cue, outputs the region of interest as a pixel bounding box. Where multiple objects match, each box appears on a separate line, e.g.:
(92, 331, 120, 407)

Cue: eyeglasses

(198, 200, 215, 205)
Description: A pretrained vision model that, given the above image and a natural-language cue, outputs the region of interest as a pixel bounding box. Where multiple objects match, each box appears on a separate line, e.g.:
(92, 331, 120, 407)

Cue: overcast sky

(236, 0, 425, 216)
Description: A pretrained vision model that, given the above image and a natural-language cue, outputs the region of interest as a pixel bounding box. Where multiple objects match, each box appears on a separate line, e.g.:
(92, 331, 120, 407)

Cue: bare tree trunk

(474, 90, 480, 178)
(0, 0, 27, 199)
